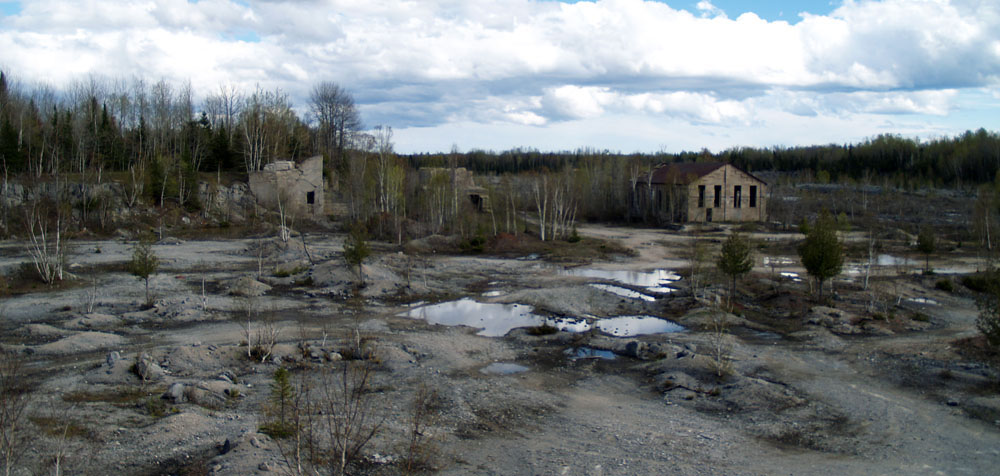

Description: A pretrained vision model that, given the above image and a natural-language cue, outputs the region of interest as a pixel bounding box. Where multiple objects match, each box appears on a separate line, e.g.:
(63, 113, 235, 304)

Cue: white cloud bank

(1, 0, 998, 152)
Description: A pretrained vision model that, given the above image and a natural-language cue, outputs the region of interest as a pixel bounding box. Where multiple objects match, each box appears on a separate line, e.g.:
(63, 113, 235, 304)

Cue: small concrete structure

(248, 156, 324, 217)
(417, 167, 490, 212)
(633, 162, 766, 223)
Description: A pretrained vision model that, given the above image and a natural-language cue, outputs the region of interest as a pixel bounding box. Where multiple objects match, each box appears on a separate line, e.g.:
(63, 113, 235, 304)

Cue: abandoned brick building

(248, 155, 324, 217)
(633, 162, 766, 223)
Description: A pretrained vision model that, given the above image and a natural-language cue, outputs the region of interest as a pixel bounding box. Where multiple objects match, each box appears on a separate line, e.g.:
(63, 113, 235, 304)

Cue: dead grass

(29, 416, 96, 441)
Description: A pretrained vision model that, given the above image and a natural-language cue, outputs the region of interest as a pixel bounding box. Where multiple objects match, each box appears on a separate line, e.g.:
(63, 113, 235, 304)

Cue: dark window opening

(306, 191, 315, 205)
(713, 185, 722, 208)
(734, 186, 742, 208)
(749, 186, 757, 208)
(706, 208, 713, 222)
(698, 185, 705, 208)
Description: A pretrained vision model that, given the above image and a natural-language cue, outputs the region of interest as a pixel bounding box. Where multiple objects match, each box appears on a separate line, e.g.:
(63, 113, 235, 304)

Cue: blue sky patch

(0, 1, 22, 17)
(556, 0, 839, 23)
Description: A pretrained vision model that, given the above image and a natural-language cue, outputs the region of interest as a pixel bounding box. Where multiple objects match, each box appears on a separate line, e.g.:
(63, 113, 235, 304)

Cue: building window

(706, 208, 713, 222)
(713, 185, 721, 208)
(698, 185, 705, 208)
(734, 186, 742, 208)
(749, 186, 757, 208)
(306, 191, 315, 205)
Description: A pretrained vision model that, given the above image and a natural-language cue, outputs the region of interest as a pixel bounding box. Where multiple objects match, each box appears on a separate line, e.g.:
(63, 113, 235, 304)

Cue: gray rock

(106, 351, 121, 367)
(656, 371, 701, 392)
(134, 353, 165, 381)
(163, 383, 186, 403)
(623, 341, 646, 359)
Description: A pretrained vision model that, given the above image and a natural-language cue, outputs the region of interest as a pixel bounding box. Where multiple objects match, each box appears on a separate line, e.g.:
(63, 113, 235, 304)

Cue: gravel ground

(0, 226, 997, 475)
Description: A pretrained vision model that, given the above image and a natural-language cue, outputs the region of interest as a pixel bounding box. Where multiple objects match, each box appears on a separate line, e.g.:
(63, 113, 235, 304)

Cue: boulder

(134, 353, 165, 381)
(163, 383, 186, 403)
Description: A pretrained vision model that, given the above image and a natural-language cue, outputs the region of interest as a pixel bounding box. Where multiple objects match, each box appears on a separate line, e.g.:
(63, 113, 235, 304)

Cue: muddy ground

(0, 223, 998, 476)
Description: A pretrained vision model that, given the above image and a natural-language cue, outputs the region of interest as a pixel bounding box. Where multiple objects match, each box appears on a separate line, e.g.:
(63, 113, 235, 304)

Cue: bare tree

(310, 81, 361, 170)
(24, 195, 69, 285)
(275, 359, 385, 476)
(0, 351, 28, 476)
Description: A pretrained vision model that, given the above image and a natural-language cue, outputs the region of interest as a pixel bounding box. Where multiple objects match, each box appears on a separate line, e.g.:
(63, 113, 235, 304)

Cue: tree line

(2, 69, 1000, 242)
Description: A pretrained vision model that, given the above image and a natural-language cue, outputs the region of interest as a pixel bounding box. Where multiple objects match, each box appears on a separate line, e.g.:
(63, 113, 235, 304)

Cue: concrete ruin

(248, 156, 324, 217)
(417, 167, 490, 212)
(633, 162, 766, 223)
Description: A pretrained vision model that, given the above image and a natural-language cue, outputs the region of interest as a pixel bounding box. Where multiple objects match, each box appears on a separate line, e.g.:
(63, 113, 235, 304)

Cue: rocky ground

(0, 223, 997, 475)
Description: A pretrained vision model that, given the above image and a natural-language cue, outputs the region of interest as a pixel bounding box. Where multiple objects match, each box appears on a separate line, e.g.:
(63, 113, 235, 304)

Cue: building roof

(647, 162, 766, 185)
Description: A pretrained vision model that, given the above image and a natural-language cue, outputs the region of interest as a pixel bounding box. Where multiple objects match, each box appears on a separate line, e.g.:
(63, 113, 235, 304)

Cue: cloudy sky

(1, 0, 999, 153)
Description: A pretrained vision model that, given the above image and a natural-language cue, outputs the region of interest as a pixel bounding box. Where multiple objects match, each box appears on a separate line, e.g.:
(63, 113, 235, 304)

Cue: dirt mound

(312, 257, 405, 297)
(66, 313, 123, 330)
(35, 331, 125, 355)
(225, 276, 272, 297)
(404, 234, 461, 254)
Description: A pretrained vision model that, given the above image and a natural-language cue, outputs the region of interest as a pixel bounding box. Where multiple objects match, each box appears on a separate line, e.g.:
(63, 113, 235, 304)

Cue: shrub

(976, 295, 1000, 348)
(962, 272, 997, 293)
(567, 227, 581, 243)
(935, 279, 954, 293)
(526, 324, 558, 336)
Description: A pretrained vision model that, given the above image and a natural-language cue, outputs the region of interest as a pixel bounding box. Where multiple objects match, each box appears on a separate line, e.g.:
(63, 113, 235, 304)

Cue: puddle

(546, 317, 592, 333)
(565, 347, 617, 360)
(877, 254, 915, 267)
(480, 362, 529, 375)
(400, 298, 544, 337)
(595, 316, 684, 337)
(562, 268, 681, 288)
(481, 290, 504, 297)
(763, 257, 795, 266)
(907, 297, 938, 305)
(589, 284, 656, 302)
(646, 286, 677, 294)
(779, 272, 803, 282)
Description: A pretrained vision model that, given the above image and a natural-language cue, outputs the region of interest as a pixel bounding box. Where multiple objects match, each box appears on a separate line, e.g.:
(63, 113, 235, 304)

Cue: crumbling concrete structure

(248, 156, 324, 217)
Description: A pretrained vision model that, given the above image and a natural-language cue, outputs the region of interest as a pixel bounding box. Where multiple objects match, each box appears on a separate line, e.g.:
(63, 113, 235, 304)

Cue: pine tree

(798, 210, 844, 299)
(717, 231, 753, 310)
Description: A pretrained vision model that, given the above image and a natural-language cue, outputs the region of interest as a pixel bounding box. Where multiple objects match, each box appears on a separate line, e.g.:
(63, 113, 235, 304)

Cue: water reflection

(400, 298, 544, 337)
(561, 268, 681, 288)
(595, 316, 684, 337)
(565, 347, 617, 360)
(480, 362, 529, 375)
(589, 284, 657, 302)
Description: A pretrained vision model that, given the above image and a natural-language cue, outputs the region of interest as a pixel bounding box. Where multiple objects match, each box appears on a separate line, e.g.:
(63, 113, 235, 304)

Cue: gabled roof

(647, 162, 766, 185)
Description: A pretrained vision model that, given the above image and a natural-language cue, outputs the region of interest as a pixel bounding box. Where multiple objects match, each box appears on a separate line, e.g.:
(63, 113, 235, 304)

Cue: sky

(1, 0, 999, 154)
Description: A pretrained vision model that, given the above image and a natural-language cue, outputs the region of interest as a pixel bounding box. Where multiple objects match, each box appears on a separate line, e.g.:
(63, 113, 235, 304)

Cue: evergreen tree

(798, 210, 844, 299)
(128, 235, 160, 307)
(916, 228, 936, 274)
(716, 231, 754, 310)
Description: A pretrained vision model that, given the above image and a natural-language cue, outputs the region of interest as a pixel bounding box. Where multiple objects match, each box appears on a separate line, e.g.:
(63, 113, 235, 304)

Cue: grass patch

(29, 416, 96, 440)
(62, 386, 152, 404)
(911, 312, 931, 322)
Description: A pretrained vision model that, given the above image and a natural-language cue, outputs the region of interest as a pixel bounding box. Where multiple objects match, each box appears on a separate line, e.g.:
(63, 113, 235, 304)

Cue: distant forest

(1, 71, 999, 189)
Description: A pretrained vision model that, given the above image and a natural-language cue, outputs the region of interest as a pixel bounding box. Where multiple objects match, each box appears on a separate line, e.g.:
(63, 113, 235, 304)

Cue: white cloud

(0, 0, 997, 152)
(696, 1, 726, 19)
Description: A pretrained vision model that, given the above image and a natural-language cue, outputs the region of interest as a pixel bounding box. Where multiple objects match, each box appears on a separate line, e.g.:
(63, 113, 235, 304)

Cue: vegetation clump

(717, 231, 753, 310)
(127, 234, 160, 307)
(798, 211, 844, 299)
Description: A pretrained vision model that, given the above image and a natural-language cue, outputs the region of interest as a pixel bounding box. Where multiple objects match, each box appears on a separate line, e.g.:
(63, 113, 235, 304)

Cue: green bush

(526, 324, 558, 336)
(962, 272, 998, 293)
(567, 227, 581, 243)
(935, 279, 954, 293)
